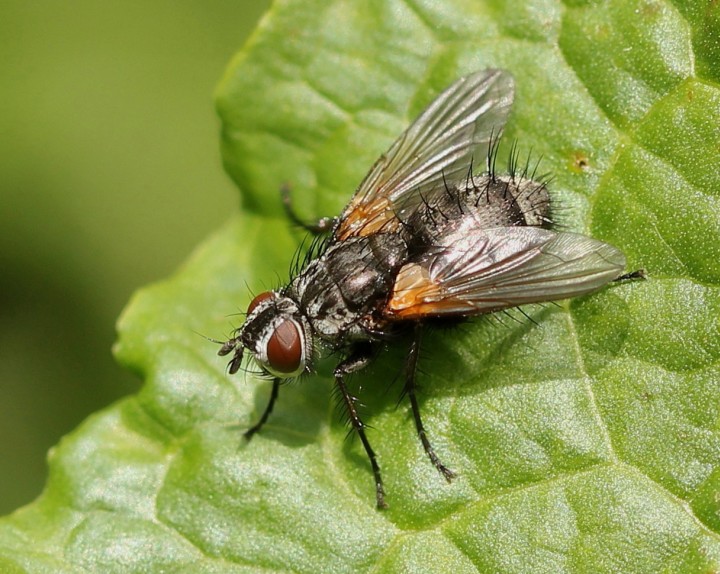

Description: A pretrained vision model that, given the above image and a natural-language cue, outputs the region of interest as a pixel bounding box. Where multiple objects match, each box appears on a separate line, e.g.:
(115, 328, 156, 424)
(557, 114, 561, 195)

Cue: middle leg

(404, 323, 456, 482)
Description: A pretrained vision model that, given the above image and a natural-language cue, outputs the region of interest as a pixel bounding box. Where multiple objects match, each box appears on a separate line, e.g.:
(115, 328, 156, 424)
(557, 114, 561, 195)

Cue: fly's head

(219, 291, 311, 379)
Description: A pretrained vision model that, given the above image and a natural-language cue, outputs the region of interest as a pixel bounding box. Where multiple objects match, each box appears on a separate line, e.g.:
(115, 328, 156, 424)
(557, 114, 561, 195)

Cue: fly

(219, 69, 640, 508)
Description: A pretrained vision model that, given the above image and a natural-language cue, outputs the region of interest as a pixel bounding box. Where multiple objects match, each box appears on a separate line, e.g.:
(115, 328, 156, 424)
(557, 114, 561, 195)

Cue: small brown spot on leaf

(569, 151, 591, 173)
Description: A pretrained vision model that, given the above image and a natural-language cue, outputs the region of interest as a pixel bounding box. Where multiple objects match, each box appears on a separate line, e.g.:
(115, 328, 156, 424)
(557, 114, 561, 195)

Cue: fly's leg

(281, 184, 336, 234)
(334, 346, 387, 509)
(405, 323, 456, 482)
(244, 378, 281, 440)
(614, 269, 646, 282)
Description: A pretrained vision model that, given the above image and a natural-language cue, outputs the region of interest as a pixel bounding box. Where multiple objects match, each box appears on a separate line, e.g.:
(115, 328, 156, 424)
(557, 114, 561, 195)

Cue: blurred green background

(0, 1, 270, 514)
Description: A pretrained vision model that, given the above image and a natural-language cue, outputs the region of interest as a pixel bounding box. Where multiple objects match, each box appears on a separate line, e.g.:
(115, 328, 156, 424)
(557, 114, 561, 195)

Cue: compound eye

(247, 291, 274, 315)
(266, 319, 303, 375)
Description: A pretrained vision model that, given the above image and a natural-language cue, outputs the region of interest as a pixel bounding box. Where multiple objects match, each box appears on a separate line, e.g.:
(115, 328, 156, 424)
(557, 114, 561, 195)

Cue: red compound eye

(266, 319, 303, 375)
(247, 291, 274, 315)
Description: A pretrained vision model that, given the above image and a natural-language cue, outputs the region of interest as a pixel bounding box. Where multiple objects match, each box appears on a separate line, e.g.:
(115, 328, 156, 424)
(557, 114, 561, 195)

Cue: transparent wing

(387, 227, 626, 319)
(336, 69, 515, 239)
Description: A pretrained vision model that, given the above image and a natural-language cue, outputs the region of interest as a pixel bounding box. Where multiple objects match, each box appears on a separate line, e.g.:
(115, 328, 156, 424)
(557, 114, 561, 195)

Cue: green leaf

(2, 0, 720, 572)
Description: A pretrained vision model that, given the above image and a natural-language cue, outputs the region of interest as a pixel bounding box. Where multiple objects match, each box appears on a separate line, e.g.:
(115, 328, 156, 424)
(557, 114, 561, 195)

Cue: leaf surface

(2, 0, 720, 572)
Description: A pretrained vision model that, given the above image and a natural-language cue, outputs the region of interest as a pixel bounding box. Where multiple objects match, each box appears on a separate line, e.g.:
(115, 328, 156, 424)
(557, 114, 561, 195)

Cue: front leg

(334, 344, 387, 509)
(244, 378, 281, 440)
